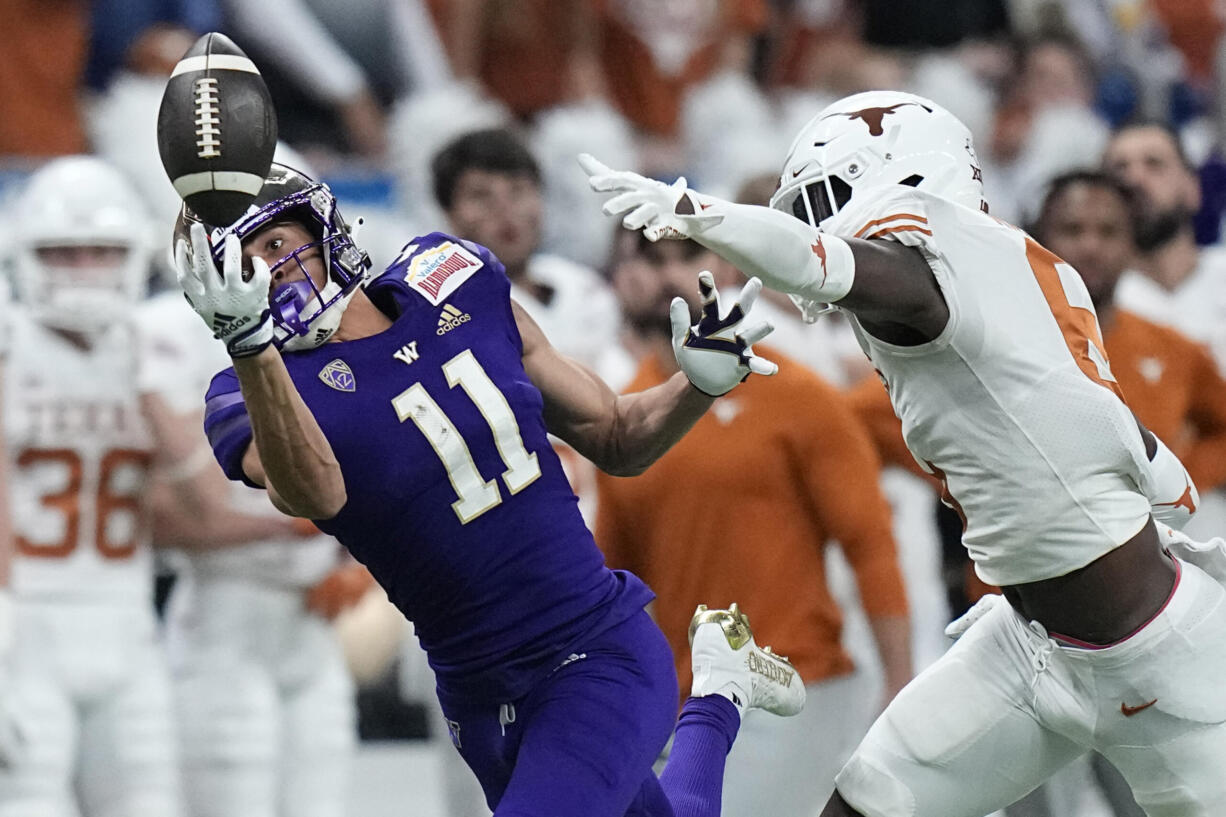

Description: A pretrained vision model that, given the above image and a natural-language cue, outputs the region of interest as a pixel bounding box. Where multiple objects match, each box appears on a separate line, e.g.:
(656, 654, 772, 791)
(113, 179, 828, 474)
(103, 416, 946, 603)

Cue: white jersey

(512, 252, 633, 385)
(136, 292, 337, 588)
(7, 309, 155, 602)
(825, 186, 1151, 586)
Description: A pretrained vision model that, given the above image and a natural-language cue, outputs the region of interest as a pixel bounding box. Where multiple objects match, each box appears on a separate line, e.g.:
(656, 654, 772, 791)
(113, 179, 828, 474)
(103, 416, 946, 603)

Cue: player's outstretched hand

(671, 272, 777, 397)
(175, 222, 274, 358)
(579, 153, 722, 241)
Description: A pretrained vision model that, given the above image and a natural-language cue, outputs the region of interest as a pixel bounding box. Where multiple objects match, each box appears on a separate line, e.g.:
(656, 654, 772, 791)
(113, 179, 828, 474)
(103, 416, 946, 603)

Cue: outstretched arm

(581, 154, 949, 343)
(234, 348, 346, 519)
(517, 274, 775, 476)
(176, 223, 345, 519)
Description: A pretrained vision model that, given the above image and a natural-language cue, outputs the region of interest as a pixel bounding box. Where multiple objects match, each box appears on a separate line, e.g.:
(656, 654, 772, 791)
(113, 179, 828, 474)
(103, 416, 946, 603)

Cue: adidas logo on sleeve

(436, 303, 471, 335)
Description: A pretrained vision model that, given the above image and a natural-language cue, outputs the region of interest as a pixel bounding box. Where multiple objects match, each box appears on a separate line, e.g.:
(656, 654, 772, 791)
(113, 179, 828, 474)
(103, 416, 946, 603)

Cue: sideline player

(0, 157, 183, 817)
(174, 162, 802, 816)
(0, 156, 301, 817)
(585, 91, 1226, 817)
(139, 283, 368, 817)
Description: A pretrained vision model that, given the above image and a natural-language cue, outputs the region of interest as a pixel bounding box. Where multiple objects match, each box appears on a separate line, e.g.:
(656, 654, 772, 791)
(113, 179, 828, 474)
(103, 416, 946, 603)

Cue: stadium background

(1, 1, 1224, 815)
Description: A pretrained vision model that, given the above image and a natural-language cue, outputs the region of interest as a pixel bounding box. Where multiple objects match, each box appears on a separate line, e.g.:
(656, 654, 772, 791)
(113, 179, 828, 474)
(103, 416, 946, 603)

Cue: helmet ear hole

(899, 174, 924, 187)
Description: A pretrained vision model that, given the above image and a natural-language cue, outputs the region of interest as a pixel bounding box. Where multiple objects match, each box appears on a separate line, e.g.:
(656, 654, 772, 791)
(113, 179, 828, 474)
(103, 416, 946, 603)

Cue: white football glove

(175, 222, 274, 358)
(579, 153, 722, 242)
(943, 592, 1005, 641)
(672, 272, 777, 397)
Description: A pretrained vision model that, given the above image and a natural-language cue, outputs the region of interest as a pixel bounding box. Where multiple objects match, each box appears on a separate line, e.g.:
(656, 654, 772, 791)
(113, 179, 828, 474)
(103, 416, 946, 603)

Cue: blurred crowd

(3, 1, 1226, 816)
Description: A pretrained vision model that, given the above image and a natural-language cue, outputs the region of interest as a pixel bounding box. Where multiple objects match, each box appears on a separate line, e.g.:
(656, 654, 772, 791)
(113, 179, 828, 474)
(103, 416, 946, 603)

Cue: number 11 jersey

(205, 234, 653, 700)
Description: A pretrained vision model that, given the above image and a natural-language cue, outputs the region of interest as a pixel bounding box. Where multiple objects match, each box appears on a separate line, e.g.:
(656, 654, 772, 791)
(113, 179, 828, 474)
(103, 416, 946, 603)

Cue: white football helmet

(769, 91, 986, 228)
(12, 156, 151, 334)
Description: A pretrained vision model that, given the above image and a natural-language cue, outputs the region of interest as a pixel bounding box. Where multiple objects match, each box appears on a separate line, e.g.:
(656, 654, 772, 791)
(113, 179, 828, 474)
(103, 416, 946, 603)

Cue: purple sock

(659, 695, 741, 817)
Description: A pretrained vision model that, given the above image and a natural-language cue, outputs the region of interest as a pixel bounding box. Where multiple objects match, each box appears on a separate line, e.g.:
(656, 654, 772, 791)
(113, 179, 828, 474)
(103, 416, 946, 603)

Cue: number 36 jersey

(205, 234, 653, 700)
(6, 310, 155, 603)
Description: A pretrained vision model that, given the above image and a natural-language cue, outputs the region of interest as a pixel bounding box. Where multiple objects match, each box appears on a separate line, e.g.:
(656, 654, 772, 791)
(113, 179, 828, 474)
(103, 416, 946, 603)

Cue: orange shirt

(596, 0, 767, 136)
(596, 349, 906, 695)
(427, 0, 577, 119)
(1150, 0, 1223, 82)
(1105, 309, 1226, 492)
(845, 374, 928, 480)
(0, 0, 88, 157)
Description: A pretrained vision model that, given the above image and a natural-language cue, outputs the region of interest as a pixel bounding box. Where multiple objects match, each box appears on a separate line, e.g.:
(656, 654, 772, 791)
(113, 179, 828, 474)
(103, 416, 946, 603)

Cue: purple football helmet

(174, 163, 371, 350)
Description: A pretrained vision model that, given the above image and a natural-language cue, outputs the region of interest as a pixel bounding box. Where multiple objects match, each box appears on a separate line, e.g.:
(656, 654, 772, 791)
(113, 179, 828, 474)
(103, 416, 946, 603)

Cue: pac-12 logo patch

(319, 359, 356, 392)
(404, 241, 483, 305)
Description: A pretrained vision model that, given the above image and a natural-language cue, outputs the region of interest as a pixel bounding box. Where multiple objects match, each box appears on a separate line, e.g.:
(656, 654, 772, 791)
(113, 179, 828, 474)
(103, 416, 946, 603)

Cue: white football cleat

(688, 603, 805, 717)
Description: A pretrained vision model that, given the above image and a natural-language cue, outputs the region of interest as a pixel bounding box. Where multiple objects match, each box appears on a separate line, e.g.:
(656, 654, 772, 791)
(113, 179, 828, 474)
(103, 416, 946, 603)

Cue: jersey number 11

(391, 349, 541, 524)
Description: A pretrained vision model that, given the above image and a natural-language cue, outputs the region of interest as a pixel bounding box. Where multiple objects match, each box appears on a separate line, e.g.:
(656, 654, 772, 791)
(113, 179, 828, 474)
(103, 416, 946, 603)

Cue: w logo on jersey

(318, 359, 356, 392)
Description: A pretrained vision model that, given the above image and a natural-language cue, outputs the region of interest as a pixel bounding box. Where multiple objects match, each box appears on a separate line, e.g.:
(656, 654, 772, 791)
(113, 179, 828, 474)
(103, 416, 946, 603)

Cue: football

(156, 32, 277, 227)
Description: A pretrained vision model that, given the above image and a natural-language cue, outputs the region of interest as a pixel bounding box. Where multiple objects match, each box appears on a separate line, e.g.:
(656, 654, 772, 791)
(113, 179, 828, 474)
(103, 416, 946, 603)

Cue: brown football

(156, 32, 277, 227)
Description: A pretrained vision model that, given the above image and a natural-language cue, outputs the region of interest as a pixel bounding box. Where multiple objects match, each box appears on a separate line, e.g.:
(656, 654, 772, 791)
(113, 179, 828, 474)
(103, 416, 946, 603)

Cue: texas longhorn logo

(811, 235, 829, 287)
(822, 102, 932, 137)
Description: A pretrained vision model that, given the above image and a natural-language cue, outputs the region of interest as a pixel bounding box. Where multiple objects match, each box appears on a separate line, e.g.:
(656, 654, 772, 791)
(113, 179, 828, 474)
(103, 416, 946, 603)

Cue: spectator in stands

(0, 0, 90, 157)
(596, 230, 911, 817)
(221, 0, 450, 158)
(595, 0, 769, 142)
(426, 0, 606, 121)
(85, 0, 220, 91)
(432, 127, 627, 385)
(1104, 123, 1226, 427)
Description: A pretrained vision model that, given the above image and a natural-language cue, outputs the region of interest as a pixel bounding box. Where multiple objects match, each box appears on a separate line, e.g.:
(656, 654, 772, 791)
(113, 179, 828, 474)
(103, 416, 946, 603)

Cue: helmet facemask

(185, 165, 371, 351)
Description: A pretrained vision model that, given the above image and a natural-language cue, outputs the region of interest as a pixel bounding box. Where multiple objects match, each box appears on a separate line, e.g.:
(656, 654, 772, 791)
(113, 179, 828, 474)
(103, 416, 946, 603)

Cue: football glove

(672, 272, 777, 397)
(175, 222, 274, 358)
(579, 153, 722, 242)
(943, 592, 1004, 641)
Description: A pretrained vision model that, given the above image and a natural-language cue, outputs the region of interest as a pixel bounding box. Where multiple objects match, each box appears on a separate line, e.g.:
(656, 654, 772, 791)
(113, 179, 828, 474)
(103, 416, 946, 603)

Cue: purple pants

(436, 610, 739, 817)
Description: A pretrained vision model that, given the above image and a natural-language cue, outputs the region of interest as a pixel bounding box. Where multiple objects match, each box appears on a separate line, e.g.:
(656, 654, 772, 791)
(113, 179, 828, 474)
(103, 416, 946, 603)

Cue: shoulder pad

(825, 185, 933, 244)
(380, 232, 489, 306)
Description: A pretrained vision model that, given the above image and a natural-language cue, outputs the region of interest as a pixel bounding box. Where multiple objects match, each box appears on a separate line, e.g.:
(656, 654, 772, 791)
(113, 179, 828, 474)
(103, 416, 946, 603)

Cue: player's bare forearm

(599, 372, 713, 476)
(149, 477, 305, 549)
(869, 614, 913, 706)
(516, 301, 712, 475)
(233, 347, 346, 518)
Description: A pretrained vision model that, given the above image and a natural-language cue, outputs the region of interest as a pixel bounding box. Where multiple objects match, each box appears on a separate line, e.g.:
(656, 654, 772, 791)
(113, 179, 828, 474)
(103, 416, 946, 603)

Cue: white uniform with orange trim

(137, 291, 355, 817)
(820, 187, 1226, 817)
(0, 309, 182, 817)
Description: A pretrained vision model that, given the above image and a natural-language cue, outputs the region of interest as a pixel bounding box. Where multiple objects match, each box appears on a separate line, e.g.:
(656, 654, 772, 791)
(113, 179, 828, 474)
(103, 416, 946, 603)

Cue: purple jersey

(204, 233, 653, 699)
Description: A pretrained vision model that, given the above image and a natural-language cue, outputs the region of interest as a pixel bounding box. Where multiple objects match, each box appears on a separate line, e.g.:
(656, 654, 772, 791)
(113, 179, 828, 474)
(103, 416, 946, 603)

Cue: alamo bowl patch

(319, 359, 356, 392)
(404, 241, 483, 305)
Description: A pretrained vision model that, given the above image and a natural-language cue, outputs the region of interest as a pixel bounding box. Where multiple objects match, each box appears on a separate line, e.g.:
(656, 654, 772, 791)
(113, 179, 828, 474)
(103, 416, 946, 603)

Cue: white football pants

(169, 577, 355, 817)
(0, 601, 182, 817)
(835, 556, 1226, 817)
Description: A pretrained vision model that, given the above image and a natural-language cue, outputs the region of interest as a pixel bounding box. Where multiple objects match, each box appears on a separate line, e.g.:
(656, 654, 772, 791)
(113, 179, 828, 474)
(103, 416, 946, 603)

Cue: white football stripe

(172, 171, 265, 198)
(171, 54, 259, 77)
